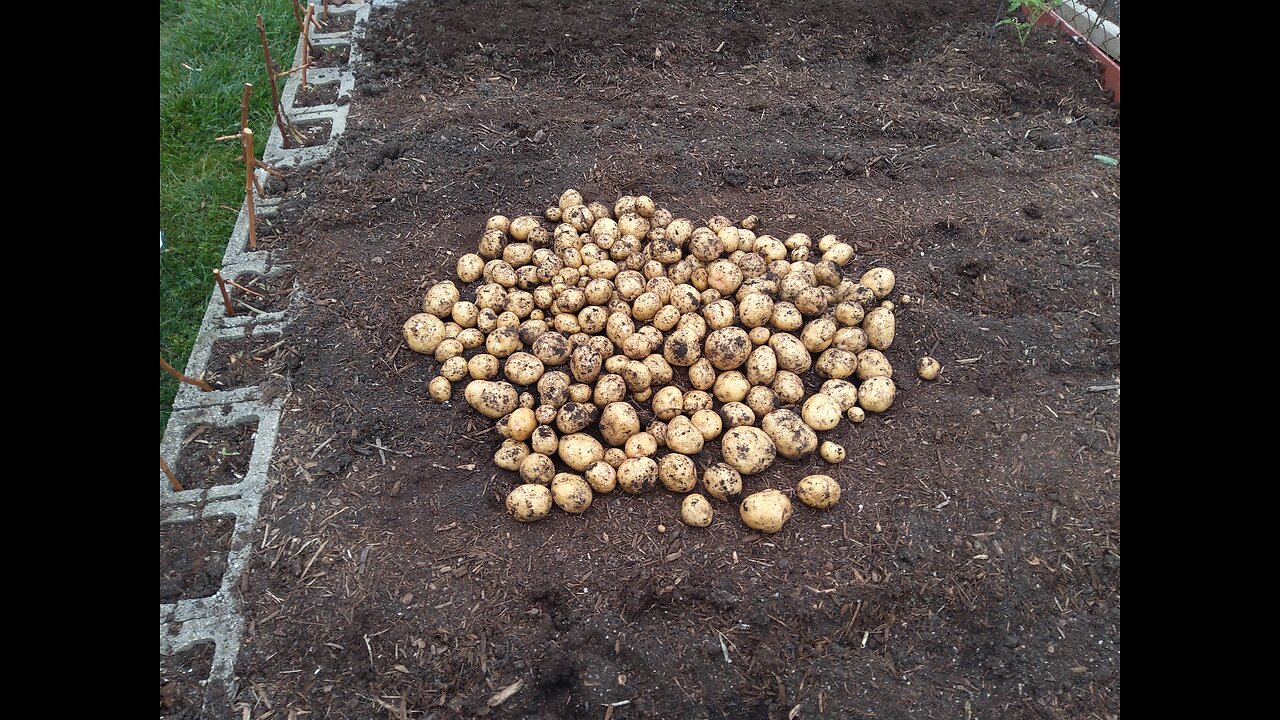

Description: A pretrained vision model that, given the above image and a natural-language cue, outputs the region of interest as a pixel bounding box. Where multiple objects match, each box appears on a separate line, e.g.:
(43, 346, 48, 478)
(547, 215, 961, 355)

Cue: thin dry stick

(290, 0, 305, 31)
(257, 15, 293, 148)
(255, 159, 285, 178)
(243, 128, 257, 251)
(225, 276, 266, 297)
(323, 0, 329, 21)
(302, 5, 314, 88)
(161, 355, 214, 392)
(214, 269, 236, 316)
(161, 455, 183, 492)
(240, 83, 253, 131)
(274, 62, 311, 80)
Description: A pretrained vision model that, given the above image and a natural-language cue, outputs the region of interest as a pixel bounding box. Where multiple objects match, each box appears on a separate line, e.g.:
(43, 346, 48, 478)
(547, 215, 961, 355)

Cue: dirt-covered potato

(749, 326, 772, 346)
(434, 338, 464, 362)
(855, 349, 894, 381)
(566, 345, 601, 384)
(719, 402, 755, 428)
(739, 489, 793, 533)
(557, 433, 603, 472)
(429, 376, 452, 402)
(719, 426, 776, 475)
(503, 352, 545, 386)
(593, 374, 627, 406)
(625, 432, 658, 458)
(703, 463, 743, 501)
(742, 346, 777, 387)
(665, 415, 705, 455)
(815, 348, 857, 380)
(519, 453, 555, 485)
(647, 420, 668, 448)
(623, 360, 653, 394)
(537, 371, 571, 407)
(500, 408, 538, 441)
(658, 453, 698, 492)
(704, 327, 752, 371)
(858, 376, 896, 413)
(794, 287, 829, 317)
(796, 474, 841, 509)
(743, 385, 779, 419)
(530, 425, 559, 455)
(494, 440, 530, 471)
(917, 356, 942, 380)
(702, 299, 737, 330)
(652, 386, 685, 421)
(484, 327, 522, 359)
(584, 461, 617, 493)
(596, 402, 638, 447)
(734, 291, 772, 329)
(457, 253, 486, 283)
(567, 383, 592, 404)
(766, 371, 800, 405)
(818, 379, 858, 412)
(642, 354, 674, 386)
(680, 493, 715, 528)
(551, 473, 593, 514)
(519, 391, 537, 410)
(846, 406, 866, 423)
(464, 380, 519, 419)
(603, 354, 630, 376)
(769, 333, 812, 375)
(770, 302, 803, 332)
(617, 456, 659, 494)
(834, 300, 865, 328)
(832, 327, 868, 354)
(683, 358, 714, 391)
(762, 409, 818, 460)
(823, 242, 854, 266)
(690, 409, 724, 441)
(801, 393, 842, 432)
(663, 328, 702, 367)
(556, 401, 596, 435)
(712, 371, 750, 403)
(532, 331, 572, 365)
(819, 441, 845, 464)
(506, 484, 552, 522)
(863, 307, 896, 350)
(681, 390, 712, 413)
(404, 313, 447, 355)
(860, 268, 896, 299)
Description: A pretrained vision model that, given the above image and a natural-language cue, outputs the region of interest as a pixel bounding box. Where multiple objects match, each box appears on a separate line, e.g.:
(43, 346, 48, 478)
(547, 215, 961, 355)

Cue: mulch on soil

(296, 81, 341, 107)
(174, 423, 258, 490)
(203, 334, 298, 395)
(229, 268, 295, 313)
(225, 1, 1119, 718)
(160, 518, 234, 603)
(160, 642, 215, 720)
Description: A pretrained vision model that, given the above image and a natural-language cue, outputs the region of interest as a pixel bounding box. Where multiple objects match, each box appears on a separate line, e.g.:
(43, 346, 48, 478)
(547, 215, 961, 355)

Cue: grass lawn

(160, 0, 296, 437)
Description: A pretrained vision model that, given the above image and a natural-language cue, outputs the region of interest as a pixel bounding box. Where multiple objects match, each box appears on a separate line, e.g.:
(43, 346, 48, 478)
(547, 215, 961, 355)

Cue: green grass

(160, 0, 295, 437)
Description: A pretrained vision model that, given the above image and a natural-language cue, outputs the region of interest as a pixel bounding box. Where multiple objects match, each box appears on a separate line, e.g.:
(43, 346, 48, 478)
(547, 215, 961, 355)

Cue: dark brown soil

(203, 334, 298, 395)
(229, 269, 295, 313)
(160, 519, 234, 603)
(310, 42, 350, 68)
(229, 1, 1119, 718)
(316, 11, 356, 33)
(297, 119, 333, 147)
(295, 81, 340, 108)
(160, 642, 215, 719)
(248, 215, 287, 250)
(174, 423, 258, 490)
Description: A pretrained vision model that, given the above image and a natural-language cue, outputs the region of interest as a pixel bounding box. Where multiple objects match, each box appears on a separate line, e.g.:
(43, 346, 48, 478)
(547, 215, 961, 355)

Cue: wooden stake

(323, 0, 329, 21)
(214, 269, 236, 316)
(290, 0, 305, 32)
(243, 128, 257, 251)
(240, 83, 252, 132)
(161, 355, 214, 392)
(161, 455, 183, 492)
(302, 5, 314, 88)
(257, 14, 293, 148)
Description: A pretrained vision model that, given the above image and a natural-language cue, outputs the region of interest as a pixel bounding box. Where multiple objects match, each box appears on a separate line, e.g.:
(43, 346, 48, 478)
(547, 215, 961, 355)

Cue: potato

(796, 475, 841, 509)
(690, 409, 724, 441)
(712, 371, 750, 403)
(501, 408, 538, 441)
(617, 457, 659, 494)
(688, 358, 717, 391)
(429, 376, 452, 402)
(683, 390, 714, 413)
(493, 440, 530, 471)
(769, 333, 812, 374)
(680, 493, 715, 528)
(652, 386, 685, 421)
(519, 391, 537, 409)
(744, 385, 780, 419)
(652, 305, 681, 331)
(464, 380, 519, 419)
(642, 354, 674, 386)
(558, 433, 604, 471)
(917, 356, 942, 380)
(537, 371, 571, 407)
(819, 441, 846, 464)
(584, 461, 617, 493)
(658, 453, 698, 492)
(855, 349, 894, 381)
(794, 287, 828, 317)
(530, 425, 559, 455)
(860, 268, 896, 299)
(702, 299, 737, 330)
(749, 326, 772, 345)
(771, 371, 804, 405)
(704, 327, 752, 370)
(556, 401, 596, 435)
(849, 283, 878, 309)
(707, 260, 744, 295)
(663, 328, 702, 367)
(770, 302, 804, 332)
(593, 374, 627, 406)
(739, 489, 793, 533)
(519, 453, 555, 485)
(719, 426, 776, 475)
(665, 415, 705, 455)
(535, 405, 558, 425)
(863, 307, 896, 350)
(647, 420, 668, 448)
(762, 409, 818, 460)
(433, 338, 463, 363)
(735, 291, 773, 329)
(625, 432, 658, 458)
(846, 406, 866, 423)
(744, 346, 778, 386)
(567, 345, 602, 384)
(567, 383, 592, 404)
(504, 352, 546, 386)
(602, 448, 627, 468)
(819, 379, 859, 412)
(799, 318, 837, 353)
(801, 393, 842, 432)
(815, 348, 857, 380)
(404, 313, 447, 355)
(703, 462, 743, 501)
(858, 376, 896, 413)
(506, 484, 553, 522)
(485, 327, 522, 359)
(475, 284, 508, 312)
(457, 254, 486, 283)
(834, 300, 865, 327)
(832, 327, 868, 354)
(623, 360, 653, 394)
(603, 354, 630, 376)
(551, 473, 593, 514)
(532, 331, 572, 365)
(719, 402, 756, 428)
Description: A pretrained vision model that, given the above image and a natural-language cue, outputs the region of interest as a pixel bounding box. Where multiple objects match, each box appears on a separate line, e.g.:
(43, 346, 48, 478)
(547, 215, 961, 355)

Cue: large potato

(663, 328, 702, 367)
(814, 348, 857, 380)
(665, 415, 705, 455)
(855, 349, 894, 381)
(704, 327, 752, 371)
(652, 386, 684, 421)
(403, 313, 447, 355)
(506, 484, 552, 522)
(703, 463, 743, 501)
(568, 345, 602, 384)
(551, 473, 593, 514)
(771, 371, 805, 405)
(617, 457, 659, 494)
(858, 376, 896, 413)
(762, 409, 818, 460)
(796, 474, 841, 509)
(801, 393, 842, 432)
(422, 281, 459, 317)
(680, 494, 714, 528)
(832, 327, 868, 354)
(658, 453, 698, 492)
(600, 402, 641, 447)
(558, 433, 604, 471)
(464, 380, 519, 419)
(593, 374, 627, 406)
(860, 268, 896, 299)
(519, 453, 555, 485)
(739, 489, 793, 533)
(719, 426, 776, 475)
(863, 307, 896, 350)
(769, 333, 812, 374)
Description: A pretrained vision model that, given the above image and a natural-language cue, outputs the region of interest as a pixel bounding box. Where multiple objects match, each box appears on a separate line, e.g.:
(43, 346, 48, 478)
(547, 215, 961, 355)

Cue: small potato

(452, 302, 479, 328)
(429, 376, 452, 402)
(457, 254, 486, 283)
(849, 283, 878, 309)
(688, 358, 717, 391)
(680, 494, 715, 528)
(464, 380, 519, 419)
(762, 409, 818, 460)
(604, 447, 627, 468)
(860, 268, 896, 299)
(745, 346, 777, 386)
(658, 453, 698, 493)
(506, 484, 553, 522)
(648, 419, 668, 448)
(704, 327, 752, 371)
(519, 392, 537, 409)
(846, 406, 866, 423)
(504, 352, 546, 386)
(593, 374, 628, 406)
(652, 305, 681, 331)
(719, 402, 756, 428)
(745, 385, 780, 419)
(556, 402, 596, 435)
(738, 292, 774, 328)
(834, 301, 865, 327)
(820, 379, 859, 411)
(858, 377, 896, 413)
(494, 440, 530, 471)
(486, 327, 522, 359)
(917, 356, 942, 380)
(567, 383, 592, 404)
(749, 326, 772, 345)
(569, 345, 602, 384)
(702, 299, 737, 330)
(603, 354, 630, 376)
(519, 453, 555, 485)
(796, 474, 841, 509)
(551, 473, 593, 514)
(502, 408, 538, 441)
(719, 426, 776, 475)
(815, 348, 858, 380)
(863, 307, 896, 350)
(855, 349, 894, 381)
(771, 302, 804, 332)
(690, 409, 724, 441)
(665, 415, 705, 455)
(739, 489, 793, 533)
(801, 393, 843, 432)
(794, 287, 829, 317)
(530, 425, 559, 455)
(584, 461, 617, 493)
(403, 313, 447, 355)
(712, 371, 750, 404)
(534, 405, 557, 426)
(652, 386, 685, 421)
(663, 328, 703, 367)
(823, 242, 855, 266)
(558, 188, 584, 210)
(623, 360, 653, 394)
(559, 433, 604, 472)
(800, 318, 838, 353)
(642, 354, 674, 386)
(617, 457, 659, 494)
(703, 463, 743, 501)
(683, 390, 714, 413)
(819, 441, 845, 464)
(625, 432, 658, 458)
(771, 371, 805, 405)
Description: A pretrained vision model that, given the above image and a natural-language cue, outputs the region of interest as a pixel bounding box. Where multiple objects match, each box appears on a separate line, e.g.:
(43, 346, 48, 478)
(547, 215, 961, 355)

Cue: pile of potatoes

(403, 190, 939, 533)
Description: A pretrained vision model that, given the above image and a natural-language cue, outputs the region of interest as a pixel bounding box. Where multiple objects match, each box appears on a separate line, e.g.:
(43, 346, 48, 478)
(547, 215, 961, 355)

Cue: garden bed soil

(295, 81, 340, 108)
(160, 518, 234, 603)
(230, 269, 295, 313)
(316, 11, 356, 33)
(310, 43, 350, 68)
(160, 642, 216, 720)
(227, 1, 1120, 718)
(174, 423, 258, 490)
(203, 335, 296, 395)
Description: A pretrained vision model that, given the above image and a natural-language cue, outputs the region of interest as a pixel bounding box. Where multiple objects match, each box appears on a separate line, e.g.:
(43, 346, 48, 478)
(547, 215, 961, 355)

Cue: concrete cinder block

(159, 400, 282, 503)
